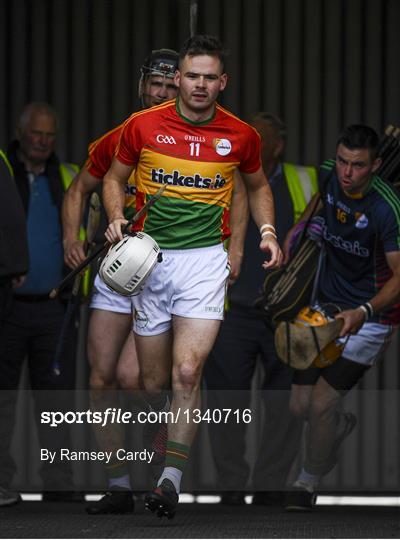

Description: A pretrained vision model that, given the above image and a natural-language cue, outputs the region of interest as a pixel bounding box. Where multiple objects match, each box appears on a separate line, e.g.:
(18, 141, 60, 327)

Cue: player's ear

(371, 156, 382, 173)
(219, 73, 228, 91)
(273, 139, 284, 159)
(174, 70, 181, 88)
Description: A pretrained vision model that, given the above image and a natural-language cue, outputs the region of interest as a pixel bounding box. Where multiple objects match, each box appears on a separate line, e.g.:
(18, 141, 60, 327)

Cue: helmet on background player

(138, 48, 179, 108)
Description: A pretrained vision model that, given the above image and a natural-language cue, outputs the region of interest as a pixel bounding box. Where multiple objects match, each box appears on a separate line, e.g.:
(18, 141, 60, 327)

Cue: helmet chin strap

(140, 93, 150, 109)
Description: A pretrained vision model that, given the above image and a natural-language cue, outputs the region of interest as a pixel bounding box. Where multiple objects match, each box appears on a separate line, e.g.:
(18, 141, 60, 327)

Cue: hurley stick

(49, 183, 168, 299)
(52, 192, 101, 375)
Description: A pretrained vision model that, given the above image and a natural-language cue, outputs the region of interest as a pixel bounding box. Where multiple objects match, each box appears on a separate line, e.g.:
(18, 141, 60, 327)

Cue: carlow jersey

(85, 124, 137, 219)
(115, 99, 261, 249)
(317, 159, 400, 325)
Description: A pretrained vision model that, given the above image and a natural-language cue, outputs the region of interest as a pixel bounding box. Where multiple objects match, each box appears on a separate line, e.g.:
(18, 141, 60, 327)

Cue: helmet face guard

(140, 48, 179, 79)
(139, 49, 179, 107)
(99, 233, 162, 296)
(274, 306, 344, 370)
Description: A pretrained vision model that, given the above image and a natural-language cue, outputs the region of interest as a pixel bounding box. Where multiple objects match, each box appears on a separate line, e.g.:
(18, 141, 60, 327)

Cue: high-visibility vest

(1, 153, 90, 298)
(59, 162, 79, 190)
(283, 162, 318, 223)
(0, 149, 14, 178)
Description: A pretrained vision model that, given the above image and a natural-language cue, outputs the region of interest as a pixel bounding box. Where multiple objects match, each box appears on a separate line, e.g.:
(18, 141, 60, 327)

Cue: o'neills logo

(151, 168, 226, 189)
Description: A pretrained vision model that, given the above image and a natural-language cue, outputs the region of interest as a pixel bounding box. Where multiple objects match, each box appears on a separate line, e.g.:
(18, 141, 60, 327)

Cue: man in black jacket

(0, 149, 29, 323)
(205, 113, 317, 505)
(0, 103, 80, 506)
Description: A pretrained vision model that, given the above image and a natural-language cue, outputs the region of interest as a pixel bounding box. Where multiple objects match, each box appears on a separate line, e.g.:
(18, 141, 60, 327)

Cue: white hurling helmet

(99, 233, 162, 296)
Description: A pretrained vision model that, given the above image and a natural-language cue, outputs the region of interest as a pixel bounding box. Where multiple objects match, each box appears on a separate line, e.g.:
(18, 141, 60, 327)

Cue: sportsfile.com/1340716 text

(40, 408, 252, 428)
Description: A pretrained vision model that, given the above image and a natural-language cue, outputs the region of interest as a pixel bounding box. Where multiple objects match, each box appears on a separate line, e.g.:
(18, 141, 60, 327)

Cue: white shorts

(132, 244, 230, 336)
(90, 273, 132, 314)
(339, 321, 395, 366)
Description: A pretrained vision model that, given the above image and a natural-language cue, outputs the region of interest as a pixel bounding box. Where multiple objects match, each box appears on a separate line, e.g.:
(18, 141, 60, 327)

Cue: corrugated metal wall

(3, 0, 400, 492)
(1, 0, 399, 165)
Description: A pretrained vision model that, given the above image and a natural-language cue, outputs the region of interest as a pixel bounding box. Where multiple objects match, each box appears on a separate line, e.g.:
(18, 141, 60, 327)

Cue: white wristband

(359, 304, 369, 321)
(365, 302, 374, 318)
(259, 223, 276, 234)
(261, 230, 277, 239)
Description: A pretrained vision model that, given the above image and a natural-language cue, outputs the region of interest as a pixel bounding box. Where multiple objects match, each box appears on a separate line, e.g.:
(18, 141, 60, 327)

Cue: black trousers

(0, 295, 76, 489)
(0, 282, 13, 323)
(204, 305, 303, 491)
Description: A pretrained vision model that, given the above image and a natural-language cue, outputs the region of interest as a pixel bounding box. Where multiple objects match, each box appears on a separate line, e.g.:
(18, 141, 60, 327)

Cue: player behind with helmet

(103, 34, 282, 519)
(283, 124, 400, 511)
(62, 49, 179, 515)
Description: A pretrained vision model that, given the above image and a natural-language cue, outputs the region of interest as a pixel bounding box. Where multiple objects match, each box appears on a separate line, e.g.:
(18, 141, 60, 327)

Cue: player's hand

(260, 236, 283, 269)
(335, 308, 366, 337)
(105, 218, 128, 243)
(63, 239, 86, 269)
(227, 250, 243, 285)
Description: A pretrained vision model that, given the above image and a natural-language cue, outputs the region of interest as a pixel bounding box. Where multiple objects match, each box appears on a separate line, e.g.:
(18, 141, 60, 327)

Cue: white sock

(294, 468, 320, 492)
(108, 474, 131, 490)
(157, 466, 182, 494)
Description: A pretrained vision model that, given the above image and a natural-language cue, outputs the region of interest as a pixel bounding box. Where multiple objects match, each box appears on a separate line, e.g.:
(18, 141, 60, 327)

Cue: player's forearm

(247, 182, 275, 231)
(103, 173, 126, 222)
(229, 180, 249, 256)
(340, 273, 400, 336)
(62, 186, 88, 243)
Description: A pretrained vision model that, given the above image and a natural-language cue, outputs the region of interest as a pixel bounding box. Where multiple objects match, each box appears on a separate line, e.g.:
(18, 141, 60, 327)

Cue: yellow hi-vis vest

(283, 162, 318, 223)
(0, 149, 14, 178)
(1, 154, 89, 299)
(59, 162, 79, 190)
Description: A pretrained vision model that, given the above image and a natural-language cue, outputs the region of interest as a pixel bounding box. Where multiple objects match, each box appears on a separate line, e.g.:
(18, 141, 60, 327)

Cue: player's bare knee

(289, 398, 308, 419)
(144, 385, 166, 400)
(89, 370, 117, 392)
(309, 394, 337, 422)
(289, 388, 309, 418)
(173, 362, 202, 391)
(117, 373, 139, 391)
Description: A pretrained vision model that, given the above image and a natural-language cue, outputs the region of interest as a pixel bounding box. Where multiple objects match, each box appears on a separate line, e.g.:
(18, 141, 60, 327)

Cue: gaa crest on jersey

(214, 138, 232, 156)
(355, 212, 368, 229)
(156, 134, 176, 145)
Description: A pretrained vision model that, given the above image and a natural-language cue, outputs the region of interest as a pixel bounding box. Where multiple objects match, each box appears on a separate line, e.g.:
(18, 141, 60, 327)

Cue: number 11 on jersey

(189, 142, 200, 156)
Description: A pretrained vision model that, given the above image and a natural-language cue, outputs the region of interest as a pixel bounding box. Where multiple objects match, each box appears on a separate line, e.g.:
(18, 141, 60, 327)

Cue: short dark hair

(179, 34, 226, 71)
(336, 124, 380, 160)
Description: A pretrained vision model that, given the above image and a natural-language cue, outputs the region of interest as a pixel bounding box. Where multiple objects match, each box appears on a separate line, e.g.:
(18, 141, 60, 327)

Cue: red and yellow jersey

(116, 99, 261, 249)
(85, 124, 137, 219)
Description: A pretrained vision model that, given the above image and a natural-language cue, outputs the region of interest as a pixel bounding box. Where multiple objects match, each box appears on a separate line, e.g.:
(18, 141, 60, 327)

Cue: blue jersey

(317, 159, 400, 325)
